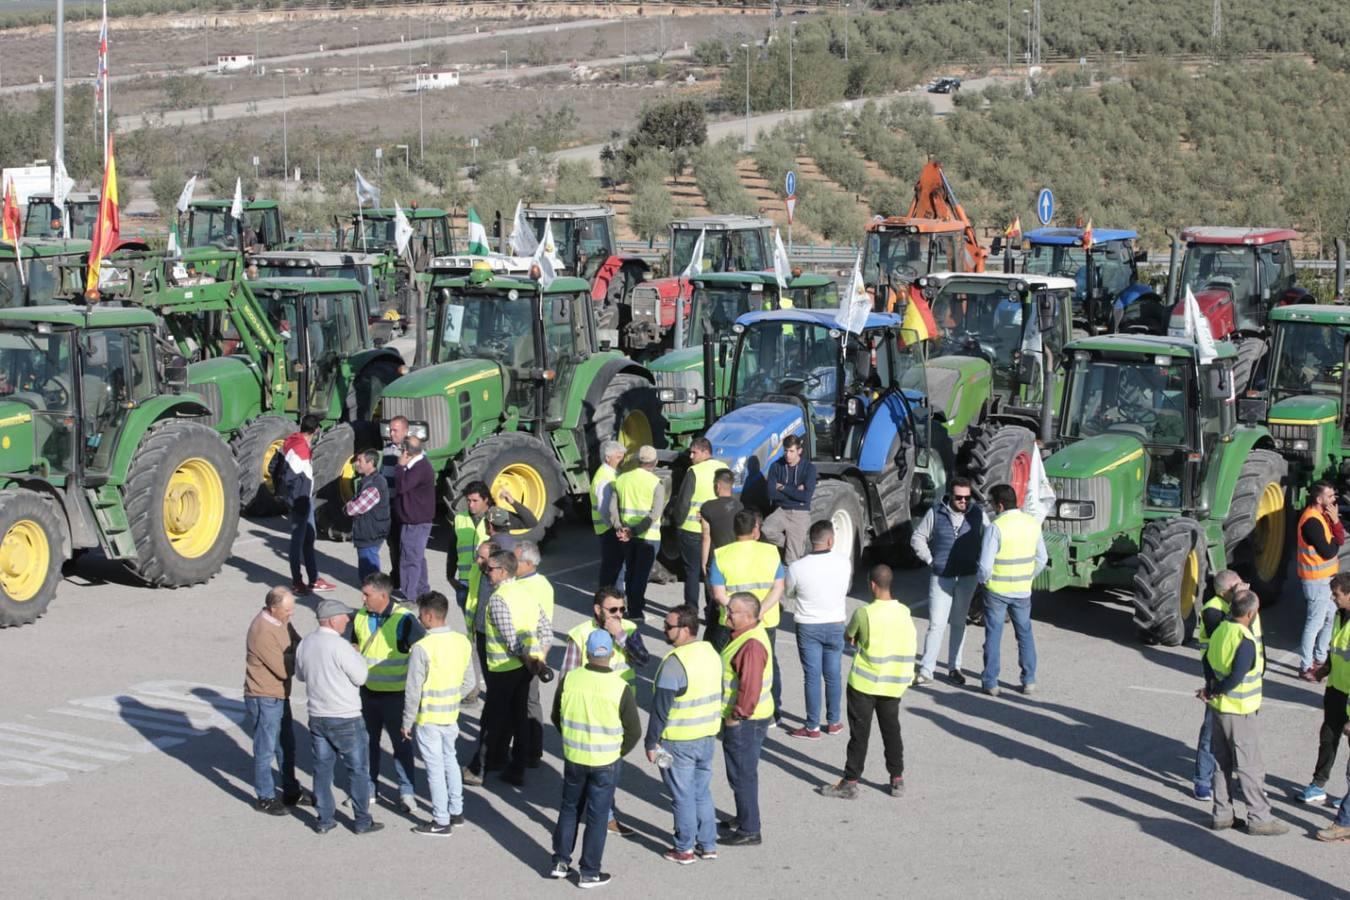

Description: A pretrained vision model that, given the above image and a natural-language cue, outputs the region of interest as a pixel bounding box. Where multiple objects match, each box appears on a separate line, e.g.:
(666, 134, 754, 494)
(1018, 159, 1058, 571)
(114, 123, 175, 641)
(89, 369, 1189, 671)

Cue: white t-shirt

(786, 551, 852, 625)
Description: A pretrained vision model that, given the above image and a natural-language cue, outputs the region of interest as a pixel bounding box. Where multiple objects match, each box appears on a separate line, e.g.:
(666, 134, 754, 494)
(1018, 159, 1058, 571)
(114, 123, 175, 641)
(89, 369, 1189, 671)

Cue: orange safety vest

(1297, 507, 1339, 582)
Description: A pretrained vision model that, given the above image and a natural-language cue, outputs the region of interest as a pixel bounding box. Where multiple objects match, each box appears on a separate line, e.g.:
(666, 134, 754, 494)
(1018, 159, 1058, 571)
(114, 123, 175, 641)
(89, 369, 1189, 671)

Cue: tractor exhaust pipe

(1165, 231, 1182, 304)
(411, 245, 427, 369)
(1336, 238, 1346, 303)
(702, 334, 716, 432)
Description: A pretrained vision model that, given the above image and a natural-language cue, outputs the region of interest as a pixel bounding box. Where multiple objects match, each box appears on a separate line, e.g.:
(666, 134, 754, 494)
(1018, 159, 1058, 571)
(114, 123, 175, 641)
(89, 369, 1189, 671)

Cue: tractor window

(724, 230, 766, 272)
(187, 209, 236, 249)
(930, 280, 1027, 373)
(439, 292, 537, 369)
(415, 218, 451, 257)
(1062, 359, 1190, 446)
(25, 201, 61, 238)
(321, 291, 365, 357)
(68, 202, 98, 240)
(1179, 245, 1256, 302)
(670, 230, 709, 276)
(732, 321, 841, 456)
(785, 281, 839, 310)
(1270, 322, 1345, 398)
(532, 220, 572, 270)
(1024, 244, 1085, 280)
(576, 218, 611, 261)
(1260, 243, 1295, 296)
(1095, 242, 1135, 299)
(352, 218, 397, 251)
(0, 258, 65, 308)
(863, 232, 928, 286)
(257, 292, 302, 363)
(0, 329, 76, 472)
(80, 328, 157, 470)
(930, 235, 956, 272)
(691, 286, 759, 343)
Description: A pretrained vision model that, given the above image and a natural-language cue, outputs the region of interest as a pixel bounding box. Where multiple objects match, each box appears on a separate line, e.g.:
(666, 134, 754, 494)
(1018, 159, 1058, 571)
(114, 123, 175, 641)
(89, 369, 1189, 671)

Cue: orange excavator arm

(908, 161, 986, 273)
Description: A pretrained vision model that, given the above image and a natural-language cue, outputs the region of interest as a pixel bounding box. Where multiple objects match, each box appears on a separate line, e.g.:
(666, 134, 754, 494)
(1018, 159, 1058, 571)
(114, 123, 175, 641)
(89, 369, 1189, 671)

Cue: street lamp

(396, 144, 410, 170)
(501, 49, 508, 71)
(281, 71, 288, 180)
(353, 26, 361, 92)
(789, 21, 796, 115)
(741, 43, 751, 150)
(418, 83, 425, 163)
(843, 2, 850, 62)
(1006, 0, 1012, 69)
(1022, 9, 1031, 66)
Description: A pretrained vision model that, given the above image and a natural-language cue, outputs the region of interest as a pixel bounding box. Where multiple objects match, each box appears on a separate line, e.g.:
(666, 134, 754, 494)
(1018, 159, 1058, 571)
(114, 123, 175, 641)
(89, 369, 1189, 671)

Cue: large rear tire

(966, 424, 1037, 504)
(1232, 337, 1267, 395)
(312, 423, 357, 541)
(1132, 517, 1208, 646)
(231, 415, 294, 516)
(586, 372, 668, 469)
(0, 491, 65, 627)
(809, 480, 866, 570)
(453, 432, 567, 543)
(124, 420, 240, 587)
(1223, 448, 1288, 600)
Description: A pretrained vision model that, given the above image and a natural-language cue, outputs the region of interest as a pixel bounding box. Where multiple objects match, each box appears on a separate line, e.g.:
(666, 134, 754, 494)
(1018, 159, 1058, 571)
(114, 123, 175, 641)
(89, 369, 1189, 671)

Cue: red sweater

(729, 631, 770, 720)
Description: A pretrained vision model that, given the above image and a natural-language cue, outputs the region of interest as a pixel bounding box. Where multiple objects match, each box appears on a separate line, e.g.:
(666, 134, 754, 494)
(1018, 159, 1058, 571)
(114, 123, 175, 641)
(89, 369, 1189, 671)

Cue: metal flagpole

(100, 0, 109, 165)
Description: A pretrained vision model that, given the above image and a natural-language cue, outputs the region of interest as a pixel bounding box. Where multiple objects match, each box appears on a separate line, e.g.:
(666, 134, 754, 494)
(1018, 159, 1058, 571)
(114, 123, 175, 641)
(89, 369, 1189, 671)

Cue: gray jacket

(295, 626, 368, 719)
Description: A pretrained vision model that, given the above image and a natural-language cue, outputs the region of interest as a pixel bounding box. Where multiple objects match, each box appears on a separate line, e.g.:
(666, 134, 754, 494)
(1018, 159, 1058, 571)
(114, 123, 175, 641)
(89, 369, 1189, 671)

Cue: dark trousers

(387, 509, 402, 590)
(722, 716, 770, 835)
(399, 522, 432, 601)
(288, 498, 317, 586)
(468, 632, 492, 774)
(766, 626, 783, 721)
(1313, 686, 1349, 786)
(679, 530, 703, 608)
(361, 687, 416, 798)
(484, 664, 533, 777)
(844, 685, 905, 782)
(552, 760, 619, 878)
(598, 530, 625, 589)
(620, 538, 657, 620)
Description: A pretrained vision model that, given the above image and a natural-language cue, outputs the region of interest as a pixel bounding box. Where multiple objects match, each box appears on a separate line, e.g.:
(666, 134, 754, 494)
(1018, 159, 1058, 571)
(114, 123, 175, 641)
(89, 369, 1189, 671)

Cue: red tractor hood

(1168, 286, 1235, 340)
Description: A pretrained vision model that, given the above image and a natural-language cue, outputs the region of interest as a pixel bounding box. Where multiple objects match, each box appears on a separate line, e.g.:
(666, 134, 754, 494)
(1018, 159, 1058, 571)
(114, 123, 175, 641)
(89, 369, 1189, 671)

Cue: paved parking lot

(3, 516, 1347, 898)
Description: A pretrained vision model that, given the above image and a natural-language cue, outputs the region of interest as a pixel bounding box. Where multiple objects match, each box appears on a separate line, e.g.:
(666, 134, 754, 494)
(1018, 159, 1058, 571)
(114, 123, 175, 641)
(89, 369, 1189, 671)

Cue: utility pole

(788, 22, 795, 116)
(1212, 0, 1222, 54)
(418, 84, 425, 163)
(281, 72, 288, 180)
(741, 43, 751, 150)
(1006, 0, 1011, 69)
(54, 0, 65, 173)
(843, 2, 850, 62)
(1032, 0, 1041, 65)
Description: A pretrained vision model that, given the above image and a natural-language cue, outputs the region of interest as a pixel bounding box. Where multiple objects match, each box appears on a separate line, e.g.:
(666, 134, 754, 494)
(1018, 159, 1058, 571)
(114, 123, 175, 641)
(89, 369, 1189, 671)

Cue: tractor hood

(1268, 394, 1338, 425)
(1044, 433, 1144, 480)
(0, 401, 38, 475)
(648, 345, 702, 375)
(1168, 286, 1235, 341)
(382, 358, 500, 400)
(1042, 433, 1148, 537)
(706, 403, 806, 490)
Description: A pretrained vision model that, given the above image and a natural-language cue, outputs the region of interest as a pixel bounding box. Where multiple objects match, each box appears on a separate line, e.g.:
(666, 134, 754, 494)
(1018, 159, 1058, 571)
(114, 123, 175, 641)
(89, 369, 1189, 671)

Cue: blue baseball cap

(586, 630, 614, 660)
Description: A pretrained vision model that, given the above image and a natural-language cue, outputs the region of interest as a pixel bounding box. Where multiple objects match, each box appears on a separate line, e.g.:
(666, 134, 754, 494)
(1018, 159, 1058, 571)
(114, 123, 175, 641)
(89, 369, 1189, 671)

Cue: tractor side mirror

(1036, 291, 1057, 329)
(718, 342, 728, 369)
(550, 296, 571, 325)
(1134, 249, 1148, 264)
(164, 364, 189, 393)
(1203, 365, 1231, 403)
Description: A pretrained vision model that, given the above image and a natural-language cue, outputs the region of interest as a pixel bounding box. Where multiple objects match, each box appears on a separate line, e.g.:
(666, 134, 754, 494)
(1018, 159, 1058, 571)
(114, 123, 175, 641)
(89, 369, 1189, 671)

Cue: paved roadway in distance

(2, 515, 1346, 897)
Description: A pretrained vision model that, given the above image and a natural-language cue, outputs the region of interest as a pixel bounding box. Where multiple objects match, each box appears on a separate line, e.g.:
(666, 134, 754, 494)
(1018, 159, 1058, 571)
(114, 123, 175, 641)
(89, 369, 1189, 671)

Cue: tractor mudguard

(856, 393, 913, 475)
(1203, 425, 1275, 523)
(104, 395, 215, 487)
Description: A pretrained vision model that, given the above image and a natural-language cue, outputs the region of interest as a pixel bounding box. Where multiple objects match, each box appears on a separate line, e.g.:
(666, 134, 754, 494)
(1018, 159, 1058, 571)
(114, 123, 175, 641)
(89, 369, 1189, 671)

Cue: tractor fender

(1169, 286, 1235, 340)
(1114, 282, 1157, 311)
(856, 393, 913, 475)
(573, 355, 654, 433)
(0, 477, 75, 557)
(590, 256, 650, 302)
(349, 346, 405, 373)
(1204, 426, 1277, 524)
(104, 395, 215, 486)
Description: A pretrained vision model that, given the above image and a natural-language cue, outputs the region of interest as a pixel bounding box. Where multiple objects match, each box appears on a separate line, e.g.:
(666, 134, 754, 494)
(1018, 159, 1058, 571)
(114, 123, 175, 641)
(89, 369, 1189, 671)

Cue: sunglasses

(603, 606, 626, 614)
(663, 621, 681, 631)
(485, 565, 503, 572)
(952, 494, 972, 502)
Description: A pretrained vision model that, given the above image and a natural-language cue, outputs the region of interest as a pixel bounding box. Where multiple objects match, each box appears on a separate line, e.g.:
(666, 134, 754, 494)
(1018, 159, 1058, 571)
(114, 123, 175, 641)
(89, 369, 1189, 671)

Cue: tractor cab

(23, 193, 101, 240)
(251, 251, 383, 335)
(1019, 227, 1156, 333)
(863, 219, 967, 303)
(524, 204, 617, 282)
(685, 271, 839, 348)
(344, 208, 453, 259)
(669, 216, 772, 277)
(186, 200, 287, 252)
(1175, 227, 1302, 337)
(0, 241, 93, 308)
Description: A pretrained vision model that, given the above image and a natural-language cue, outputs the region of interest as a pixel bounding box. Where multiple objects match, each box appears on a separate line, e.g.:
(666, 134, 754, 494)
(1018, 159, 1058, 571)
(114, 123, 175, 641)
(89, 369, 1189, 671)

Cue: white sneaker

(400, 795, 417, 814)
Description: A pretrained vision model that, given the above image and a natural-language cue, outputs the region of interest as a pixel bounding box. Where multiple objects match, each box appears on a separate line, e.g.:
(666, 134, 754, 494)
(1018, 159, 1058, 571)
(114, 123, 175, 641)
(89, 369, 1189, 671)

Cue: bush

(553, 160, 600, 205)
(621, 99, 707, 170)
(690, 138, 757, 216)
(629, 180, 674, 244)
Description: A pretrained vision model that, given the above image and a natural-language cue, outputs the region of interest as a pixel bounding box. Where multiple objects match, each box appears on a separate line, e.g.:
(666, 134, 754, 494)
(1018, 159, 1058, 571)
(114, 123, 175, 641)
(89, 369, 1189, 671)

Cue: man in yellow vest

(515, 539, 555, 770)
(976, 484, 1046, 697)
(463, 540, 507, 785)
(672, 437, 723, 608)
(646, 604, 724, 863)
(1302, 572, 1350, 814)
(1200, 589, 1288, 835)
(718, 592, 775, 847)
(1193, 569, 1249, 802)
(548, 630, 641, 887)
(483, 550, 553, 787)
(351, 572, 424, 813)
(609, 444, 666, 621)
(710, 509, 786, 724)
(821, 564, 915, 799)
(592, 440, 627, 589)
(399, 591, 475, 836)
(448, 480, 491, 608)
(1297, 481, 1345, 681)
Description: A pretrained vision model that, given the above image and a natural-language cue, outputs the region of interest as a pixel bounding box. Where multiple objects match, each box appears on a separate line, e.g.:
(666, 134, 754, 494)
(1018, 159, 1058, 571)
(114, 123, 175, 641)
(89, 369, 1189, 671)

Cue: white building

(216, 54, 254, 74)
(415, 71, 460, 91)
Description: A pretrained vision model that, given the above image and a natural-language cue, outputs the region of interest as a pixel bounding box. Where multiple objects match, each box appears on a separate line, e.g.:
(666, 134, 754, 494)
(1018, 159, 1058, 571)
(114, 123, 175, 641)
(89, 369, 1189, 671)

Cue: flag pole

(100, 0, 109, 166)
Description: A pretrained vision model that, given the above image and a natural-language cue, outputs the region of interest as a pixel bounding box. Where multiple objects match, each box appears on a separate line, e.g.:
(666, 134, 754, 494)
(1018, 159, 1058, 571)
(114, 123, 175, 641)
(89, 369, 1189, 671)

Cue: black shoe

(354, 821, 385, 835)
(282, 789, 314, 807)
(254, 797, 289, 817)
(717, 818, 739, 833)
(722, 831, 762, 846)
(499, 769, 525, 787)
(578, 872, 613, 889)
(411, 821, 452, 837)
(450, 813, 466, 826)
(312, 821, 337, 834)
(527, 759, 542, 769)
(946, 670, 967, 686)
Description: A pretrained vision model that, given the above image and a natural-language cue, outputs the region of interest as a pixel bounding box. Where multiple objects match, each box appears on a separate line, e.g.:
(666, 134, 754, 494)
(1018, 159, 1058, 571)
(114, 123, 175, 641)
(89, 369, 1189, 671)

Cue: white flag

(1020, 289, 1043, 357)
(354, 169, 380, 209)
(393, 201, 414, 259)
(1183, 286, 1219, 365)
(835, 252, 870, 334)
(532, 215, 557, 289)
(1023, 443, 1057, 524)
(541, 216, 563, 268)
(230, 177, 243, 220)
(175, 175, 197, 214)
(52, 153, 73, 238)
(508, 200, 538, 256)
(680, 228, 706, 279)
(772, 227, 792, 290)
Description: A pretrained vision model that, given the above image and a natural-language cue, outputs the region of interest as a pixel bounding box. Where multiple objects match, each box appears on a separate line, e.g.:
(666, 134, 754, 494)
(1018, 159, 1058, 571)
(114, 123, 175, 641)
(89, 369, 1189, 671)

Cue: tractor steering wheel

(889, 263, 919, 281)
(41, 374, 71, 410)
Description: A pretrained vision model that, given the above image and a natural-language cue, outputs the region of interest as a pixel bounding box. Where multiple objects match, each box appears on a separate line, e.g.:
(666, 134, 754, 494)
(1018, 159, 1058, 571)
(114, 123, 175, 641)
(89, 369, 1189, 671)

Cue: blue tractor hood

(707, 403, 806, 493)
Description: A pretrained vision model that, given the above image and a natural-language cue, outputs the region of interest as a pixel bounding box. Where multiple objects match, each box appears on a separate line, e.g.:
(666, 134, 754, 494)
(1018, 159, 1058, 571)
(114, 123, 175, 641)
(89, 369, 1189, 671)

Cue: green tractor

(1035, 334, 1289, 645)
(0, 304, 240, 627)
(376, 268, 667, 541)
(1, 240, 94, 308)
(185, 199, 290, 253)
(339, 206, 455, 333)
(650, 270, 840, 450)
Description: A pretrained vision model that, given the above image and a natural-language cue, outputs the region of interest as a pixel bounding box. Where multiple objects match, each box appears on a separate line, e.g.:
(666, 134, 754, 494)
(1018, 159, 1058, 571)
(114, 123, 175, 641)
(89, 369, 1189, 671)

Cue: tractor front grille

(629, 285, 660, 327)
(1044, 475, 1111, 536)
(381, 395, 450, 451)
(1269, 422, 1318, 465)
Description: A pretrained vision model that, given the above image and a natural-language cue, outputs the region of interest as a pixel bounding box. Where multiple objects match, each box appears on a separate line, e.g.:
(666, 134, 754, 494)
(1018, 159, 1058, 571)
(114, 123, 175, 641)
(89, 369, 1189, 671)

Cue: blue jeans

(661, 737, 718, 853)
(552, 760, 619, 878)
(356, 544, 382, 582)
(796, 622, 845, 730)
(289, 499, 317, 586)
(244, 696, 299, 801)
(919, 573, 977, 677)
(310, 715, 374, 831)
(1194, 705, 1217, 791)
(415, 723, 463, 826)
(1299, 579, 1336, 670)
(722, 717, 770, 835)
(361, 688, 416, 799)
(981, 591, 1037, 690)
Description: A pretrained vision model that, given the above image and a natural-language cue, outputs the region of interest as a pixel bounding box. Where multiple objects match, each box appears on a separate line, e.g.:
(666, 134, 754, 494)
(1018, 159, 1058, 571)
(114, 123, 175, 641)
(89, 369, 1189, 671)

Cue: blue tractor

(696, 308, 942, 564)
(1000, 227, 1164, 335)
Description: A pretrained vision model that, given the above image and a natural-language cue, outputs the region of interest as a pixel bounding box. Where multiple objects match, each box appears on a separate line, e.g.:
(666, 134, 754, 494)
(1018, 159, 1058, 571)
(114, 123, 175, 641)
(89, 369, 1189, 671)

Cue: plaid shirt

(344, 485, 382, 518)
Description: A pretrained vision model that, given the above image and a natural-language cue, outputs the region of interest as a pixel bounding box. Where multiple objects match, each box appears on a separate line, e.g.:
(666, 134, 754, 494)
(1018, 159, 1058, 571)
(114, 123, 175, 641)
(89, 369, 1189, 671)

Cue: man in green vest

(719, 592, 775, 847)
(351, 572, 424, 813)
(646, 605, 723, 863)
(1303, 571, 1350, 819)
(400, 591, 475, 836)
(710, 509, 786, 723)
(592, 439, 627, 589)
(549, 630, 641, 888)
(672, 437, 723, 609)
(821, 564, 915, 800)
(977, 483, 1046, 697)
(483, 550, 553, 787)
(609, 444, 665, 621)
(1200, 590, 1288, 835)
(1193, 569, 1247, 801)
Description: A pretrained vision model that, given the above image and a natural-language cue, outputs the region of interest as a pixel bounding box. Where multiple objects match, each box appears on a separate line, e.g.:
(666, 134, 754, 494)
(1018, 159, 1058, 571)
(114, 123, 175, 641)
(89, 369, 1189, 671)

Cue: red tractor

(1168, 227, 1309, 390)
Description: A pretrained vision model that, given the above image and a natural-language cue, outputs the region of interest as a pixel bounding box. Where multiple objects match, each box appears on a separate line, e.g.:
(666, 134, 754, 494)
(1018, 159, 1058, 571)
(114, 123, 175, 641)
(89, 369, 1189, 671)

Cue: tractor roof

(1024, 226, 1138, 245)
(0, 239, 92, 258)
(1066, 332, 1238, 360)
(692, 271, 834, 289)
(673, 214, 772, 231)
(26, 192, 100, 204)
(524, 204, 613, 219)
(253, 251, 380, 267)
(354, 208, 448, 220)
(866, 216, 967, 234)
(1270, 304, 1350, 326)
(429, 254, 534, 276)
(736, 308, 901, 332)
(925, 272, 1077, 292)
(0, 304, 160, 328)
(1180, 227, 1299, 245)
(247, 276, 365, 294)
(190, 199, 279, 212)
(437, 274, 592, 295)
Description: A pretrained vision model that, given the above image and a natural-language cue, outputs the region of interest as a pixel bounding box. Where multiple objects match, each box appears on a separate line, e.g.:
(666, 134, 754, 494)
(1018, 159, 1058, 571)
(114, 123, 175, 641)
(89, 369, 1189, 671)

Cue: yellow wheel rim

(619, 409, 652, 458)
(0, 519, 49, 602)
(163, 457, 226, 559)
(1253, 482, 1287, 583)
(1180, 548, 1200, 621)
(339, 457, 358, 503)
(260, 438, 285, 493)
(491, 463, 547, 531)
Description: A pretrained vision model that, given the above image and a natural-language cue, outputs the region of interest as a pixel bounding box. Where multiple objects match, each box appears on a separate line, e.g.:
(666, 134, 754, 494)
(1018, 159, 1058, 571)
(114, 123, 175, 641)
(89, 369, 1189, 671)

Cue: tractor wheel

(1132, 517, 1208, 646)
(586, 372, 668, 469)
(809, 480, 866, 569)
(350, 356, 404, 423)
(230, 415, 294, 516)
(0, 491, 66, 627)
(1223, 448, 1288, 599)
(312, 423, 358, 541)
(1232, 337, 1267, 395)
(453, 432, 567, 543)
(966, 424, 1037, 504)
(869, 434, 924, 565)
(124, 420, 240, 587)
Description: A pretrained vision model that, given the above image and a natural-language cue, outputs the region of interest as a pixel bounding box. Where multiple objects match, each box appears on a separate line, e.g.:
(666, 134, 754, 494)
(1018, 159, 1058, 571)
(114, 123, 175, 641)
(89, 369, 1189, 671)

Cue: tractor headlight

(1055, 500, 1095, 520)
(1291, 439, 1310, 451)
(846, 396, 864, 419)
(658, 387, 699, 404)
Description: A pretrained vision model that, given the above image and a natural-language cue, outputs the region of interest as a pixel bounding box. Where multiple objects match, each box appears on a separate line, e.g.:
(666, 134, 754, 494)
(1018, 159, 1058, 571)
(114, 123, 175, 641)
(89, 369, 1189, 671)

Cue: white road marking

(51, 708, 204, 738)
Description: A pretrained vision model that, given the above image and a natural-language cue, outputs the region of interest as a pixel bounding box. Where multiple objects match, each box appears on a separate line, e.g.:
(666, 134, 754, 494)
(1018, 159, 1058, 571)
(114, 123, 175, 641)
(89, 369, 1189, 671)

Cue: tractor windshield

(436, 291, 539, 370)
(350, 218, 398, 252)
(783, 281, 840, 310)
(930, 281, 1035, 375)
(0, 258, 66, 308)
(862, 232, 955, 287)
(1269, 321, 1347, 399)
(1179, 244, 1257, 308)
(0, 327, 76, 473)
(24, 200, 98, 240)
(1061, 357, 1191, 446)
(1023, 244, 1085, 280)
(689, 285, 774, 344)
(527, 218, 577, 271)
(187, 208, 276, 249)
(671, 229, 767, 275)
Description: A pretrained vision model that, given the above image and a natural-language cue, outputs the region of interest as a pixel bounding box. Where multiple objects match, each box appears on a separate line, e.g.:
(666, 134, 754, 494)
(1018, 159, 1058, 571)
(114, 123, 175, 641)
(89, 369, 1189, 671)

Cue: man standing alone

(1297, 481, 1344, 681)
(281, 414, 336, 595)
(345, 449, 390, 582)
(395, 434, 436, 602)
(243, 586, 307, 814)
(977, 484, 1046, 696)
(761, 435, 816, 564)
(910, 476, 983, 685)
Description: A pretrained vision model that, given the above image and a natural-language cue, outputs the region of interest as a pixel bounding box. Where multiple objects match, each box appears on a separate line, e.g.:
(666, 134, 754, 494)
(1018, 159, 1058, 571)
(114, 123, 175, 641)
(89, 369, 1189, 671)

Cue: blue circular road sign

(1037, 188, 1054, 225)
(785, 171, 797, 197)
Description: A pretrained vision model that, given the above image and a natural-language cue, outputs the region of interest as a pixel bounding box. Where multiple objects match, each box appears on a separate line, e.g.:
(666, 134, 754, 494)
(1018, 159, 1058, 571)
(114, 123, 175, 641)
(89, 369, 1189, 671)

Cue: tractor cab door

(929, 235, 957, 273)
(1258, 242, 1296, 302)
(300, 292, 363, 416)
(252, 209, 283, 250)
(722, 230, 768, 273)
(1017, 289, 1073, 408)
(543, 291, 594, 424)
(576, 217, 613, 282)
(0, 328, 79, 475)
(731, 321, 841, 458)
(419, 217, 452, 258)
(80, 327, 159, 474)
(24, 201, 60, 238)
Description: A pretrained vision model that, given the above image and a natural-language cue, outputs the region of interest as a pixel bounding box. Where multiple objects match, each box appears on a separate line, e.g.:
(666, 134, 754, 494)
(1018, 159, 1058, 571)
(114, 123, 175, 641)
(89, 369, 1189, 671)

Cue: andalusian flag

(466, 207, 491, 255)
(166, 219, 181, 259)
(899, 290, 938, 347)
(2, 178, 23, 286)
(85, 137, 121, 298)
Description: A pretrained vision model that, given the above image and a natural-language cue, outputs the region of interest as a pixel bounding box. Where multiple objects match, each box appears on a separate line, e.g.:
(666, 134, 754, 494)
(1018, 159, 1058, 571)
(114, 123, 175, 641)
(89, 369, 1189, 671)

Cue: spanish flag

(85, 136, 121, 298)
(1004, 216, 1022, 239)
(1, 178, 22, 287)
(1081, 219, 1093, 250)
(899, 288, 937, 347)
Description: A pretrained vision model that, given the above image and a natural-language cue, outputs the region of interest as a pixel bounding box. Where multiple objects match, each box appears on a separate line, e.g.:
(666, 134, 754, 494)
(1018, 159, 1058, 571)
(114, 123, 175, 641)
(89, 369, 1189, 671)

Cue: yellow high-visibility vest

(1195, 594, 1265, 672)
(483, 580, 543, 673)
(353, 606, 415, 692)
(614, 467, 661, 541)
(1328, 613, 1350, 696)
(1206, 620, 1262, 715)
(568, 620, 639, 682)
(590, 463, 618, 536)
(559, 667, 630, 766)
(453, 511, 488, 583)
(660, 641, 723, 741)
(714, 540, 783, 629)
(987, 509, 1039, 596)
(681, 458, 723, 534)
(847, 600, 917, 699)
(414, 630, 473, 726)
(720, 624, 774, 721)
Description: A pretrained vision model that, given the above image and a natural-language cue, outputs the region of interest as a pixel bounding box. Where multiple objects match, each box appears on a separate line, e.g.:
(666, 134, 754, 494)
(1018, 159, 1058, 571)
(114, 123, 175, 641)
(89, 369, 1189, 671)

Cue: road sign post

(1037, 188, 1054, 226)
(785, 171, 797, 252)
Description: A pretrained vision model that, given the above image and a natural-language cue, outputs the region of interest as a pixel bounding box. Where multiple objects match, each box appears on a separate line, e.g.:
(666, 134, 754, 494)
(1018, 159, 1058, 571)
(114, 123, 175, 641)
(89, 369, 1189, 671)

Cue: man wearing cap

(549, 629, 642, 888)
(610, 444, 666, 621)
(449, 484, 537, 605)
(296, 598, 383, 835)
(592, 440, 628, 589)
(671, 438, 723, 609)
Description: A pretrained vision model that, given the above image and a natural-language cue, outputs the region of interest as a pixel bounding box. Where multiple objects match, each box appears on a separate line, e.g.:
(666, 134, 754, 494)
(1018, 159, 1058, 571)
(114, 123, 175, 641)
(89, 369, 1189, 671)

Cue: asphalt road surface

(3, 513, 1348, 897)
